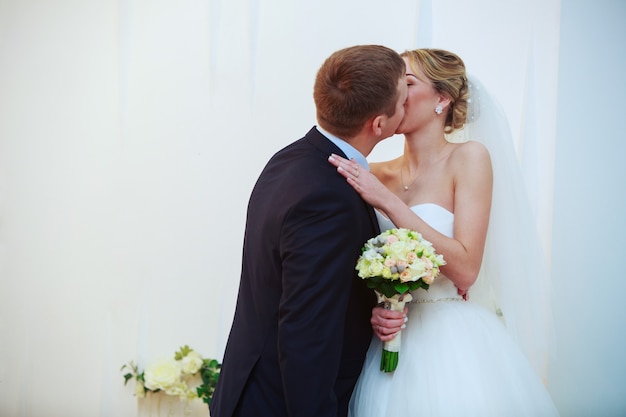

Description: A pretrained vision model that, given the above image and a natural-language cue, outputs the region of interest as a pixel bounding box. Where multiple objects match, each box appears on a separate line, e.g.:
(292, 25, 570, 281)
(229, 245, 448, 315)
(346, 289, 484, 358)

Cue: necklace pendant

(404, 186, 409, 191)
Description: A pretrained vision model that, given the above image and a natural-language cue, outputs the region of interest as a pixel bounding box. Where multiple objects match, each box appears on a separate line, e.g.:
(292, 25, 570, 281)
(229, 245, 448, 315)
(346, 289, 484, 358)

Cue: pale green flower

(381, 267, 393, 279)
(357, 255, 384, 277)
(134, 381, 146, 398)
(369, 261, 384, 276)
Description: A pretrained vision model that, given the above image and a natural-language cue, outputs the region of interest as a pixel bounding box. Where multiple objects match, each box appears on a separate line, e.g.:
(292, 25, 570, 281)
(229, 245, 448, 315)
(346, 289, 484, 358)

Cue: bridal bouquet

(356, 228, 445, 372)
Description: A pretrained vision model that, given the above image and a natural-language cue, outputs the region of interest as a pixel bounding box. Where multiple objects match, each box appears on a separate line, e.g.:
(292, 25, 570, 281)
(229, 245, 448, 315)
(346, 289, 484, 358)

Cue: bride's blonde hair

(401, 49, 469, 133)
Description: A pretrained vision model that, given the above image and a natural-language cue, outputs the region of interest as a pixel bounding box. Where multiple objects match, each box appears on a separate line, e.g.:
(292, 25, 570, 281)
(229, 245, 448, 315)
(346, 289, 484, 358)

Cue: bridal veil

(447, 76, 554, 382)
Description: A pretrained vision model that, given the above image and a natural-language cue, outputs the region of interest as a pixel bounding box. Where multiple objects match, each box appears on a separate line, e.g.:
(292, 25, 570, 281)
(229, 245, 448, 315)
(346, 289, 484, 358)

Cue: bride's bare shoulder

(450, 140, 491, 165)
(370, 157, 403, 180)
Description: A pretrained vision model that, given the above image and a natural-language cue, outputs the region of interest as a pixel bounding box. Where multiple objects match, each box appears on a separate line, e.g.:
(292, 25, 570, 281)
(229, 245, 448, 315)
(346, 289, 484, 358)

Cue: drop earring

(435, 105, 443, 115)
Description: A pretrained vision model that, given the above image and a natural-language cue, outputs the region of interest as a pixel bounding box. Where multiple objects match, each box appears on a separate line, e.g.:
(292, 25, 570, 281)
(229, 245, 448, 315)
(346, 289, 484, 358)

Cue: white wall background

(548, 1, 626, 416)
(0, 0, 624, 416)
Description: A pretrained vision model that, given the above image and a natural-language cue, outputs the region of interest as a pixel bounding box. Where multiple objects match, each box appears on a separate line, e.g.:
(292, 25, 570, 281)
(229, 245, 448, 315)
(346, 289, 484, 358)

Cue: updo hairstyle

(401, 49, 469, 133)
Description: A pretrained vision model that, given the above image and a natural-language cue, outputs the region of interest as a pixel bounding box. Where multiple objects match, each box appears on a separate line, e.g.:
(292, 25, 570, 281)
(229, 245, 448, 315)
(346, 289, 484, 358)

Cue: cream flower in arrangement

(144, 357, 191, 398)
(181, 350, 204, 375)
(122, 345, 221, 405)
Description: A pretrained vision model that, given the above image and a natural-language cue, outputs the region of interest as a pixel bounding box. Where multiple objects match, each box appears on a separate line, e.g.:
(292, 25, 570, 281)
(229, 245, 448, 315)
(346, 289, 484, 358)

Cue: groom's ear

(370, 114, 384, 137)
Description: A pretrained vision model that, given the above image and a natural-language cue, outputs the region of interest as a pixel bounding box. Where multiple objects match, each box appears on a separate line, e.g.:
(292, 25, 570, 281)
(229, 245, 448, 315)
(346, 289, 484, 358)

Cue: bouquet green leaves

(356, 228, 445, 372)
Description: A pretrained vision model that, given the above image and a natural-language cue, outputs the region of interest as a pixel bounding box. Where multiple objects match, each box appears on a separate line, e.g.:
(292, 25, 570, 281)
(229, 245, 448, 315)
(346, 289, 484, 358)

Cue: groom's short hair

(314, 45, 405, 139)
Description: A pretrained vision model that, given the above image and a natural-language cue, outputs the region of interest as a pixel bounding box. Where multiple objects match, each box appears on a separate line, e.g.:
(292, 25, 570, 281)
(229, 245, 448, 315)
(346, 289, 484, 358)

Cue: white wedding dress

(348, 204, 560, 417)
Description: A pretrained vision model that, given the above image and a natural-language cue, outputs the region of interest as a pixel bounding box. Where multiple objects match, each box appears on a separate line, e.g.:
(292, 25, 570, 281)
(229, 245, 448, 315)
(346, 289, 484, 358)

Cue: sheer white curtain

(0, 0, 559, 416)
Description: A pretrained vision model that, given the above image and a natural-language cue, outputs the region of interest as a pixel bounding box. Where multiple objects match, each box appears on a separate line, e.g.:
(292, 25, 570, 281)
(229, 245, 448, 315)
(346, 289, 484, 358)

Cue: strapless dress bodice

(375, 203, 461, 302)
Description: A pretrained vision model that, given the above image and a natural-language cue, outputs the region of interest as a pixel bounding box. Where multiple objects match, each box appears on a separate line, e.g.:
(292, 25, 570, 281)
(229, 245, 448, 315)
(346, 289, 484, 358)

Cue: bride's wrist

(384, 195, 405, 219)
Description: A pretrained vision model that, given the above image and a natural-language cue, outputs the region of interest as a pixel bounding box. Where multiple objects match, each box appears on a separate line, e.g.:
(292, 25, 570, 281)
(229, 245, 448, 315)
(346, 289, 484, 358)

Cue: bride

(329, 48, 559, 416)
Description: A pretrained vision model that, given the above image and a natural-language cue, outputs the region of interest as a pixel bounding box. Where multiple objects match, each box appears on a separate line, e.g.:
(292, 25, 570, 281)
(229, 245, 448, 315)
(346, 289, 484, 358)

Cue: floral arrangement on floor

(122, 345, 221, 406)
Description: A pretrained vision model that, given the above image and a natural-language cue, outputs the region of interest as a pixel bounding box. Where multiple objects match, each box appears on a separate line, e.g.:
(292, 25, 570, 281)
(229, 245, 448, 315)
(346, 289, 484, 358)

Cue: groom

(210, 45, 407, 417)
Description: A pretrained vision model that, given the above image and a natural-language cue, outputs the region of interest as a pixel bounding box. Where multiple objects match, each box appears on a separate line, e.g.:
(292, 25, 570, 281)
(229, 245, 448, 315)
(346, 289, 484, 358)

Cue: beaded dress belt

(409, 297, 464, 304)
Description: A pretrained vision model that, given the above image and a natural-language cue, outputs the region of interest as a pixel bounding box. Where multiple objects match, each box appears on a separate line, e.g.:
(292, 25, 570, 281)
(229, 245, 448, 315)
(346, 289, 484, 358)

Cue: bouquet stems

(377, 292, 412, 373)
(380, 348, 399, 372)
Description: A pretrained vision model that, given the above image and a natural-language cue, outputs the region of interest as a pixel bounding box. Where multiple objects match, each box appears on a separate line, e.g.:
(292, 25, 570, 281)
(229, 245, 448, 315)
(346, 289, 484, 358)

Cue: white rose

(144, 357, 182, 391)
(181, 350, 204, 375)
(408, 260, 426, 278)
(388, 241, 411, 260)
(369, 261, 384, 276)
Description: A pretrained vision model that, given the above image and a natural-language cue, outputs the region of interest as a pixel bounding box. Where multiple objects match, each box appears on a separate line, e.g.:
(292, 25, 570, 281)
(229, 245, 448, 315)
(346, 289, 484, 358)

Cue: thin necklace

(400, 141, 449, 191)
(400, 159, 418, 191)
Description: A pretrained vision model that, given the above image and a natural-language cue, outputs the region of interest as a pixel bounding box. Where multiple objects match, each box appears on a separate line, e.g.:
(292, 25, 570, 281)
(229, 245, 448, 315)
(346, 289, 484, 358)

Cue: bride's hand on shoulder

(328, 153, 394, 209)
(371, 305, 407, 342)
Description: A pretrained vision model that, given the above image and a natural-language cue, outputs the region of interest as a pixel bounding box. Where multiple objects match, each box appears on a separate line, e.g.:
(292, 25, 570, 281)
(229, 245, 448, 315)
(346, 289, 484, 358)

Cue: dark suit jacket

(210, 127, 379, 417)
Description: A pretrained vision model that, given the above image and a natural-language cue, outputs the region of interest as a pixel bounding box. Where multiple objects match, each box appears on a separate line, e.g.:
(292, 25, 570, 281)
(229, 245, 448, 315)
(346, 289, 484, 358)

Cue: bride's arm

(442, 142, 492, 290)
(329, 144, 492, 291)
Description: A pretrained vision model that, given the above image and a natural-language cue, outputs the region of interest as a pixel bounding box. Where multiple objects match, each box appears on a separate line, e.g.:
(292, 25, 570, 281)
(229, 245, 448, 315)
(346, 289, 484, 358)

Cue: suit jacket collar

(315, 126, 369, 170)
(304, 126, 380, 235)
(304, 126, 345, 158)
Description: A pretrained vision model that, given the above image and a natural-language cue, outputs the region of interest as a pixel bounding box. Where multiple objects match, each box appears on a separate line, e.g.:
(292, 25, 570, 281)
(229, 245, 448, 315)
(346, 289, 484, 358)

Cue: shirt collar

(316, 126, 370, 171)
